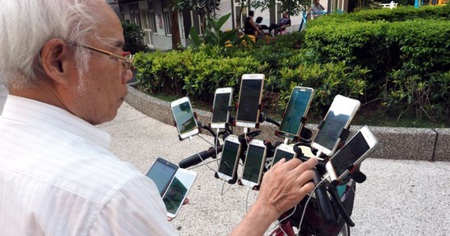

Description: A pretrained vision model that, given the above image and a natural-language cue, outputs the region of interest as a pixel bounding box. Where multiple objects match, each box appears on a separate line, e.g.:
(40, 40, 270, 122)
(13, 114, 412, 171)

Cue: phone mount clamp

(214, 172, 238, 185)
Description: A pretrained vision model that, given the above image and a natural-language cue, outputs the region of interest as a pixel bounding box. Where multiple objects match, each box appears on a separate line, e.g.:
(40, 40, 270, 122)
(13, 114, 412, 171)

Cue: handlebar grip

(179, 146, 223, 168)
(313, 169, 336, 225)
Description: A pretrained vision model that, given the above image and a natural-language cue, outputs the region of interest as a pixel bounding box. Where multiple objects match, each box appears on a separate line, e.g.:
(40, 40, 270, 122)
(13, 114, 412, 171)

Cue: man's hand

(256, 157, 318, 218)
(229, 157, 318, 236)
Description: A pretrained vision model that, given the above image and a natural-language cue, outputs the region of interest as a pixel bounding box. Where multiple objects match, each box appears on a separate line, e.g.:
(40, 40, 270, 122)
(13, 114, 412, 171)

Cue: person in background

(268, 11, 291, 36)
(0, 0, 318, 235)
(244, 10, 262, 39)
(308, 0, 326, 19)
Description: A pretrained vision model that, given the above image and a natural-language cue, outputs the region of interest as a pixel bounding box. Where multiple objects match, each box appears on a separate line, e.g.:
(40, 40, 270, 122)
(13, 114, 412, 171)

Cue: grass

(140, 90, 449, 128)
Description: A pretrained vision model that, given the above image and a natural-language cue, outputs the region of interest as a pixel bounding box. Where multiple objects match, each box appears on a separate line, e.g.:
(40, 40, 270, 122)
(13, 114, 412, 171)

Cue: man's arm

(250, 18, 262, 35)
(88, 176, 178, 235)
(229, 158, 318, 236)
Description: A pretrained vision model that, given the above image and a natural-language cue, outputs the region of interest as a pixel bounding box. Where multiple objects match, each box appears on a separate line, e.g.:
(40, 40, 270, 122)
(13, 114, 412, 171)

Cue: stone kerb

(435, 129, 450, 162)
(126, 85, 447, 162)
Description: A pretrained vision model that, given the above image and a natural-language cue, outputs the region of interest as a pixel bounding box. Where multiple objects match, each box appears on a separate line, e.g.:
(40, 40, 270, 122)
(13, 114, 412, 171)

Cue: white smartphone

(277, 86, 315, 139)
(162, 168, 197, 218)
(171, 97, 199, 140)
(211, 87, 233, 129)
(311, 95, 361, 156)
(217, 135, 242, 181)
(235, 74, 265, 128)
(271, 143, 297, 167)
(145, 157, 179, 196)
(241, 139, 267, 187)
(326, 125, 378, 182)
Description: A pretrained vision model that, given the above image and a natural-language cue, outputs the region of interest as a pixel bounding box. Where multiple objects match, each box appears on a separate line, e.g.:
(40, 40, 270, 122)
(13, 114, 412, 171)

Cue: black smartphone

(145, 157, 179, 196)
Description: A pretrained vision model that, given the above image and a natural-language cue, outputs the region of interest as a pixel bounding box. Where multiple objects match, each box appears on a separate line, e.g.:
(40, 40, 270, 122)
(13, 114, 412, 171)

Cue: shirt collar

(1, 95, 111, 149)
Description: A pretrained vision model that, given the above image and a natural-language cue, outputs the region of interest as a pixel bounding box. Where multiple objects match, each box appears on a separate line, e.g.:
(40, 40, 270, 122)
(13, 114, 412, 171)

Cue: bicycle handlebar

(179, 145, 223, 168)
(313, 169, 336, 225)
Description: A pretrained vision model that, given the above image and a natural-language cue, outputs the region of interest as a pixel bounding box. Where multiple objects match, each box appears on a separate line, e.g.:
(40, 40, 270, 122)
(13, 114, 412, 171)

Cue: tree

(170, 4, 182, 50)
(175, 0, 311, 17)
(174, 0, 221, 19)
(249, 0, 311, 16)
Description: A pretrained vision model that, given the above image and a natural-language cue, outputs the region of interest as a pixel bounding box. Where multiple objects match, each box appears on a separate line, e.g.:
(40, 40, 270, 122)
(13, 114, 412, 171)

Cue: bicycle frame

(177, 107, 369, 236)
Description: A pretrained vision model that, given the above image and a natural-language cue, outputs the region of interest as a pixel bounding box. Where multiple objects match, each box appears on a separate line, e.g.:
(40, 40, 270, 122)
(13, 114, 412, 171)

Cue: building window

(161, 0, 172, 36)
(146, 0, 157, 34)
(129, 3, 141, 26)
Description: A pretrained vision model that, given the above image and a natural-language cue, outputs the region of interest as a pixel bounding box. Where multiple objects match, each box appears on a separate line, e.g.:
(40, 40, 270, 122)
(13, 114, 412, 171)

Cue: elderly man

(0, 0, 317, 235)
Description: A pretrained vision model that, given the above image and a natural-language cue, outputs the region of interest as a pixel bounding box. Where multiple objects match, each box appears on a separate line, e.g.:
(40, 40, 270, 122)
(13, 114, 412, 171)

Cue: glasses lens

(121, 52, 134, 70)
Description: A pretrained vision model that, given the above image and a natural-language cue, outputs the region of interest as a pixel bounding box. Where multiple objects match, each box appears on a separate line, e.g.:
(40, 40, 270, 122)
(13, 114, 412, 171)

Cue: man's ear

(39, 38, 74, 86)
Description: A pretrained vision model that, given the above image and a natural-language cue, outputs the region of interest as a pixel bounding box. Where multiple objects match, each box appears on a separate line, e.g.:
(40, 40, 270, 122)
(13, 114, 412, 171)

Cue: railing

(380, 2, 399, 8)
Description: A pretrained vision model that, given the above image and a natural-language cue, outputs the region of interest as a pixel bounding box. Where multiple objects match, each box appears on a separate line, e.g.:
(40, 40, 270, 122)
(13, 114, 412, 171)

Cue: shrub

(122, 21, 149, 54)
(134, 6, 450, 124)
(304, 6, 450, 121)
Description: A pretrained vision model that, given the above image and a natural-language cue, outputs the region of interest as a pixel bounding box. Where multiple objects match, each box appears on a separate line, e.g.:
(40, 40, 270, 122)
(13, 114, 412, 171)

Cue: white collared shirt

(0, 95, 178, 235)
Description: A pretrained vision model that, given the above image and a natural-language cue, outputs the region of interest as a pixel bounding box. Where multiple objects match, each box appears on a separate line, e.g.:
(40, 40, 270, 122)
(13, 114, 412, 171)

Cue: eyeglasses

(72, 43, 134, 71)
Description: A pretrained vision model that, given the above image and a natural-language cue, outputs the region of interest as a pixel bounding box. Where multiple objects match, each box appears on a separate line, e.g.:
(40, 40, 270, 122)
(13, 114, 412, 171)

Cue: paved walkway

(1, 85, 449, 235)
(100, 102, 450, 236)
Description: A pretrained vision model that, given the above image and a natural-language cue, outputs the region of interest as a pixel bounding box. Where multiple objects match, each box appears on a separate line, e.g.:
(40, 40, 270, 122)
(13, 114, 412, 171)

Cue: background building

(107, 0, 338, 50)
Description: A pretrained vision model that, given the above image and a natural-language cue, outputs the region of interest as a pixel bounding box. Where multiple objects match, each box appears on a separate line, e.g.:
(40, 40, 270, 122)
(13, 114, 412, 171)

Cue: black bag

(291, 181, 356, 236)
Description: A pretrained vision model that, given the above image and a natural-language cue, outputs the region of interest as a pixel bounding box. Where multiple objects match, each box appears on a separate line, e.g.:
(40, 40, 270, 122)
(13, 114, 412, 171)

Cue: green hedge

(309, 5, 450, 25)
(305, 6, 450, 122)
(134, 5, 450, 123)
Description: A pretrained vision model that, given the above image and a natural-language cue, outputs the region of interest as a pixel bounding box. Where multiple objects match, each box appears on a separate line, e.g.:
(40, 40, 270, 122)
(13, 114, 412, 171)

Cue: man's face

(67, 2, 133, 125)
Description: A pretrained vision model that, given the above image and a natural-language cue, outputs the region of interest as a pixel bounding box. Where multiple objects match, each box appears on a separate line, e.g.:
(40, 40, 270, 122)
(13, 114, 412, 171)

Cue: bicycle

(176, 110, 369, 236)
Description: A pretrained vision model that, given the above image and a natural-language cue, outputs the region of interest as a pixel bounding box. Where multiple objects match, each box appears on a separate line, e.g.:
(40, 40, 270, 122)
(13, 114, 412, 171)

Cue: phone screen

(331, 132, 370, 177)
(212, 92, 231, 123)
(314, 111, 352, 151)
(146, 159, 178, 196)
(172, 100, 197, 135)
(272, 148, 295, 165)
(313, 95, 360, 155)
(162, 170, 196, 216)
(237, 79, 263, 123)
(218, 140, 240, 177)
(242, 144, 266, 183)
(279, 88, 313, 137)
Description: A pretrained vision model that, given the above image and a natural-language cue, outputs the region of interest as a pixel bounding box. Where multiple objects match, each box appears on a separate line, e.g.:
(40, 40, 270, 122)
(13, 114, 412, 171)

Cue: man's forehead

(90, 5, 124, 47)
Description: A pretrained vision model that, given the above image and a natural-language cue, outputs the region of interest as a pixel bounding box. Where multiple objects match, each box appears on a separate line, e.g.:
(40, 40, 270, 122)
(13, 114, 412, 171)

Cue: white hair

(0, 0, 100, 89)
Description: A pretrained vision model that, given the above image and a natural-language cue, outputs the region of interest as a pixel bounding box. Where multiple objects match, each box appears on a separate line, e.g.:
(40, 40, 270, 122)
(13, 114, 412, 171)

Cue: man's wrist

(249, 199, 280, 223)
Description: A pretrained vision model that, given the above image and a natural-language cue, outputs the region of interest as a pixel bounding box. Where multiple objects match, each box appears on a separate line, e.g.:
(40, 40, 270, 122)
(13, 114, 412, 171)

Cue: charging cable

(296, 176, 328, 236)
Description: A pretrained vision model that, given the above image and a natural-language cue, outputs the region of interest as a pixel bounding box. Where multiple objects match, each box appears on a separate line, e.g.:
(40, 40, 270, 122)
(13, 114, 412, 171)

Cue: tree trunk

(170, 7, 182, 50)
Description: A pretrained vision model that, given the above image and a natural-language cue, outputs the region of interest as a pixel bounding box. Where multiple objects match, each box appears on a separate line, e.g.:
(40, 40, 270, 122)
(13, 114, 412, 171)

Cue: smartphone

(311, 95, 361, 156)
(326, 125, 378, 182)
(171, 97, 199, 140)
(277, 87, 315, 139)
(241, 139, 267, 187)
(217, 135, 242, 181)
(145, 158, 179, 196)
(271, 143, 297, 167)
(211, 87, 233, 129)
(162, 168, 197, 218)
(235, 74, 265, 128)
